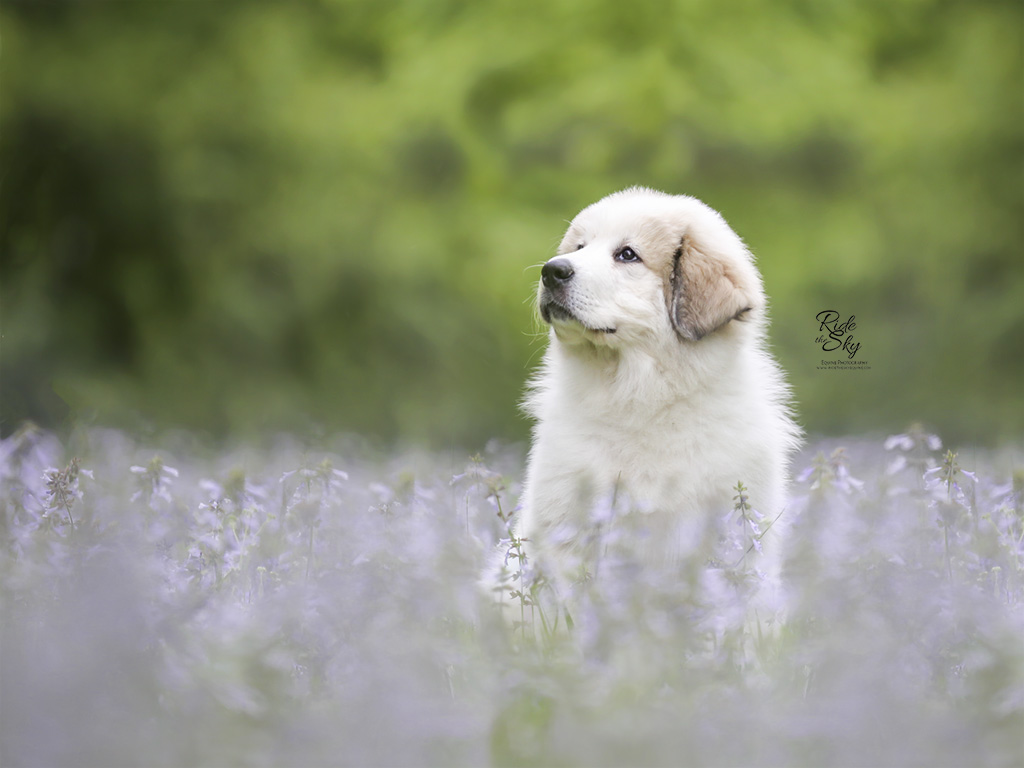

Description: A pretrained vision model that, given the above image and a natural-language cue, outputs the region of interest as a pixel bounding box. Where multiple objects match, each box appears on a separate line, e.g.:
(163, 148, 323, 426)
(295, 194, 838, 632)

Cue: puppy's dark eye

(614, 246, 641, 263)
(576, 243, 585, 251)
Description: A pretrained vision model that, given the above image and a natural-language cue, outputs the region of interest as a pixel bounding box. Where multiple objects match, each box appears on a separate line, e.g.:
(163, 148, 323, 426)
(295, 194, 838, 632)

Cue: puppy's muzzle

(541, 258, 574, 289)
(539, 257, 616, 334)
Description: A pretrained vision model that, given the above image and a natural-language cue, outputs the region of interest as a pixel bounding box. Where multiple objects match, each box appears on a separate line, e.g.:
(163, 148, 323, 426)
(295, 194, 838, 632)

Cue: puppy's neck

(537, 336, 742, 422)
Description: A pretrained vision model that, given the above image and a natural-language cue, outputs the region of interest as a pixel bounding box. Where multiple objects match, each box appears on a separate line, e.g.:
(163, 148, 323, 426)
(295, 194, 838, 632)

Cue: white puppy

(501, 187, 801, 625)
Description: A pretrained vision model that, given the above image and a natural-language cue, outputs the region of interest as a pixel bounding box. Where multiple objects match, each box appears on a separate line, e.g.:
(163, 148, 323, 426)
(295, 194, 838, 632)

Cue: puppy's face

(538, 188, 764, 348)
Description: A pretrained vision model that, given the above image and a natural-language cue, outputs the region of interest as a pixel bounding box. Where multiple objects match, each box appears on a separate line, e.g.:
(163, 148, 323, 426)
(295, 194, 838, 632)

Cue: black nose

(541, 258, 575, 289)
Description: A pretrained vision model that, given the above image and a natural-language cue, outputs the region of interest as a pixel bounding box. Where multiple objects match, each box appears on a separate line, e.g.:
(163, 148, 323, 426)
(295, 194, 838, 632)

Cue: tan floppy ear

(669, 236, 755, 341)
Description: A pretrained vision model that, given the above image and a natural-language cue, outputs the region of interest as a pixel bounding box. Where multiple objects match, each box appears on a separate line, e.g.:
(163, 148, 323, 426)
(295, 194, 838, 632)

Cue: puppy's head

(538, 187, 764, 348)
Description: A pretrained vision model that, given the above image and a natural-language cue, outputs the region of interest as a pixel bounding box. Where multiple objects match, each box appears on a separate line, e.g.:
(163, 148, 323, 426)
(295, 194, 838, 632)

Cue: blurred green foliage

(2, 0, 1022, 445)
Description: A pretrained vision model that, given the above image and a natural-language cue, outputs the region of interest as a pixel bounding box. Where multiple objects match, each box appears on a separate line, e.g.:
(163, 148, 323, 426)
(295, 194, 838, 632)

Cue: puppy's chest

(550, 417, 729, 510)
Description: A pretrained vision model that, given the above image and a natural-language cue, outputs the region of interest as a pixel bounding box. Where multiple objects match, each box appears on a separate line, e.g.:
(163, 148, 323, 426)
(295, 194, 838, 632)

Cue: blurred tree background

(1, 0, 1022, 446)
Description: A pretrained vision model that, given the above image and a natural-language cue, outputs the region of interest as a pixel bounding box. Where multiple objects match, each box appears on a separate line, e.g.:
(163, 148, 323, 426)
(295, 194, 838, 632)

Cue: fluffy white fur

(511, 187, 801, 606)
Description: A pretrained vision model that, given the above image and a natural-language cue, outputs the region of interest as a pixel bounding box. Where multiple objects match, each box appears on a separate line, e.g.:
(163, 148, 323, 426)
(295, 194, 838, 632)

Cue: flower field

(1, 425, 1022, 767)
